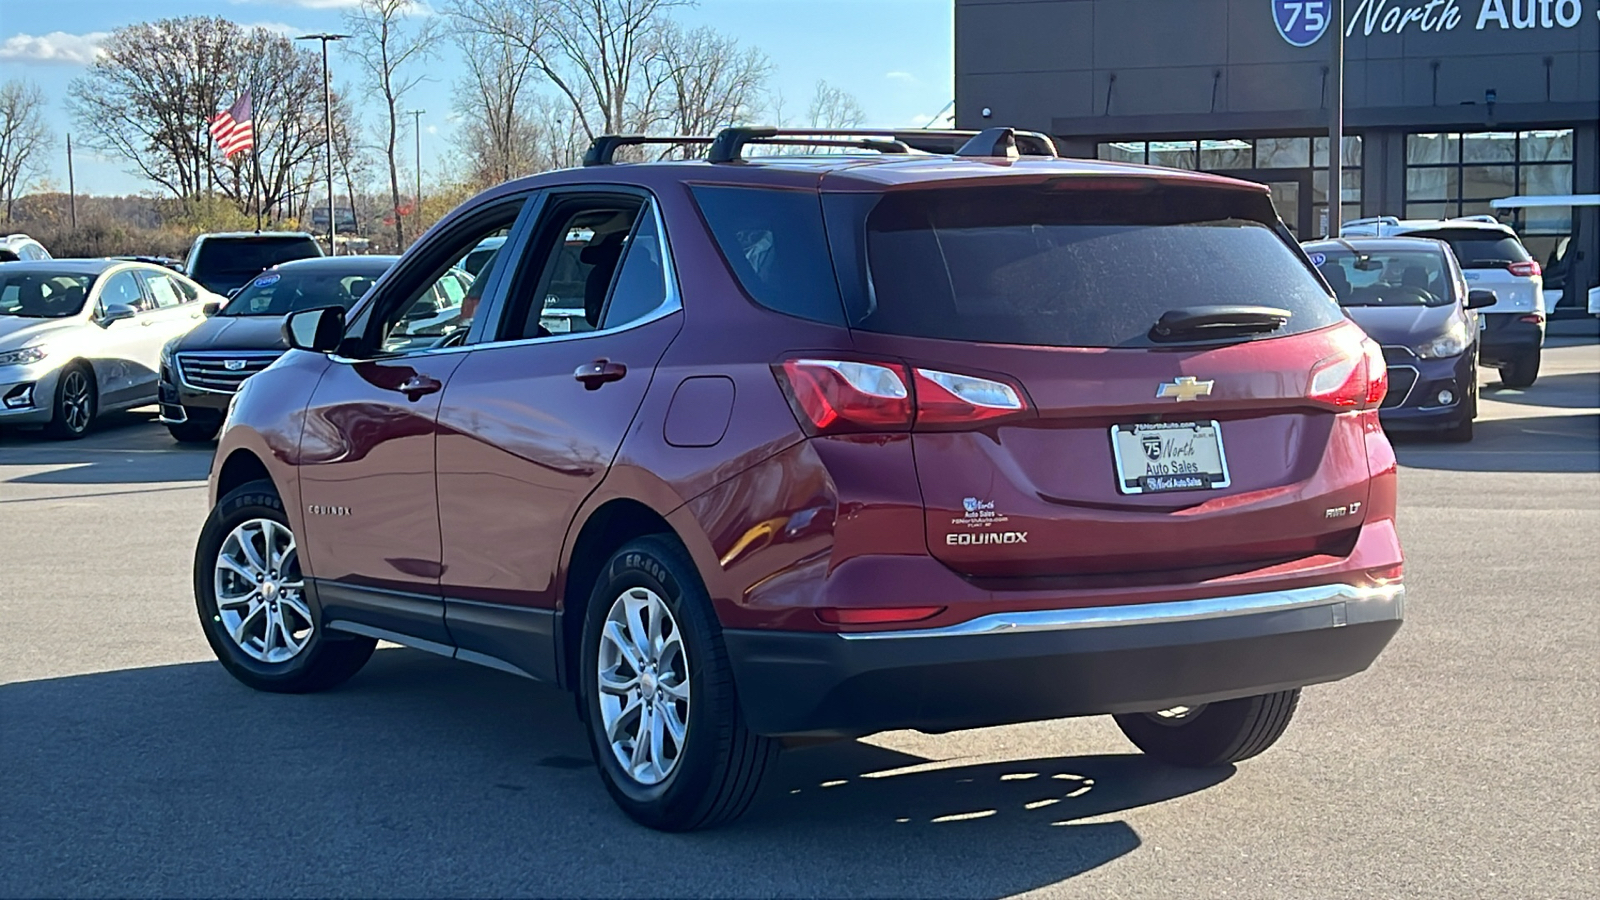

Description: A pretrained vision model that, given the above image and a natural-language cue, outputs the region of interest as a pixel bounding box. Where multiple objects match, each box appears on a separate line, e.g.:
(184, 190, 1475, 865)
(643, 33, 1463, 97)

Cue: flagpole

(252, 94, 265, 233)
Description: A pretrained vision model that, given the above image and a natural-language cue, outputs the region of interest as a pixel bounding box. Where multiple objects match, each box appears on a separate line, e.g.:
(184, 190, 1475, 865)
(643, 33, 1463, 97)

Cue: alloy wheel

(60, 369, 92, 433)
(213, 518, 313, 664)
(596, 586, 690, 786)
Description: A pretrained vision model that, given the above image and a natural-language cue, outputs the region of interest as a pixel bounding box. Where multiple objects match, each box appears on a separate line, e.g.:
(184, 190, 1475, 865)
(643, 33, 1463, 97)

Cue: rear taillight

(1508, 260, 1541, 277)
(775, 359, 1030, 435)
(1519, 313, 1545, 325)
(777, 359, 912, 433)
(1367, 563, 1404, 585)
(1308, 339, 1387, 410)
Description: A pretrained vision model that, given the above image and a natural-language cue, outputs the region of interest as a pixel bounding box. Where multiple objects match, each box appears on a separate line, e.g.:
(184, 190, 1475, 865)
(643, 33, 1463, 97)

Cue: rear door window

(1400, 228, 1530, 269)
(692, 186, 846, 325)
(838, 184, 1340, 348)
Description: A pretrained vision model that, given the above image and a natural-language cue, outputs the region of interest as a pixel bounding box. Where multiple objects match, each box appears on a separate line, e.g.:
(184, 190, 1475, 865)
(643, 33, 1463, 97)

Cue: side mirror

(99, 303, 137, 326)
(283, 305, 346, 353)
(1466, 289, 1497, 310)
(202, 300, 222, 316)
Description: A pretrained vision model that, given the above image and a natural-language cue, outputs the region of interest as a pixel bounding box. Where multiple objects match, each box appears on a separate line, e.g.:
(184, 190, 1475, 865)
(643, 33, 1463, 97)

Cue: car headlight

(1416, 317, 1471, 359)
(0, 346, 48, 367)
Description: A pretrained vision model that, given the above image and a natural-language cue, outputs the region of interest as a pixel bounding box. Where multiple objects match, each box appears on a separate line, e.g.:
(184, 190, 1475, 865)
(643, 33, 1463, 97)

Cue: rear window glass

(845, 185, 1341, 348)
(1400, 228, 1530, 268)
(1312, 248, 1453, 307)
(191, 237, 323, 285)
(691, 186, 846, 325)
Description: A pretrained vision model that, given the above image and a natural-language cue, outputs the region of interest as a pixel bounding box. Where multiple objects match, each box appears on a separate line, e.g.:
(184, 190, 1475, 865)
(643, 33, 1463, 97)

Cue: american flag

(209, 93, 254, 158)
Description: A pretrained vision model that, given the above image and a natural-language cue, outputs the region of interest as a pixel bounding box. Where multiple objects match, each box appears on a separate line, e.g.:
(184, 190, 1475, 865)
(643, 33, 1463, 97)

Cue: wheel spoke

(231, 601, 264, 645)
(234, 526, 267, 574)
(630, 707, 653, 773)
(601, 620, 643, 672)
(649, 703, 669, 768)
(606, 694, 641, 743)
(216, 553, 258, 583)
(661, 703, 686, 746)
(279, 594, 312, 625)
(597, 665, 638, 695)
(659, 674, 690, 702)
(217, 588, 259, 610)
(624, 591, 652, 661)
(646, 594, 664, 655)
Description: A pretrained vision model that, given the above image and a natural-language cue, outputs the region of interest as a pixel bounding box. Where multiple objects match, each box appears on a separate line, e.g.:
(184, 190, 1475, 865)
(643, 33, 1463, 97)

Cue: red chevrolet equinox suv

(194, 128, 1404, 831)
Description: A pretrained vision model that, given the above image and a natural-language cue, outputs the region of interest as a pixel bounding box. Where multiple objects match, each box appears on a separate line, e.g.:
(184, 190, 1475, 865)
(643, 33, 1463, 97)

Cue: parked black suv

(159, 256, 398, 442)
(182, 232, 324, 296)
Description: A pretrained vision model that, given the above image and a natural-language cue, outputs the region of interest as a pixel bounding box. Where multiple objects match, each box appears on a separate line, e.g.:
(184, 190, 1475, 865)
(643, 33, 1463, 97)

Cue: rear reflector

(1508, 260, 1541, 278)
(817, 606, 944, 625)
(1308, 339, 1386, 410)
(1518, 313, 1545, 325)
(774, 359, 1030, 435)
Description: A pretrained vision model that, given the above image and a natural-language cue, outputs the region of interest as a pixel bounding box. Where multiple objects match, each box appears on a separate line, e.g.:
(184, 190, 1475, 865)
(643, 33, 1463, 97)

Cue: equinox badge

(1157, 376, 1215, 402)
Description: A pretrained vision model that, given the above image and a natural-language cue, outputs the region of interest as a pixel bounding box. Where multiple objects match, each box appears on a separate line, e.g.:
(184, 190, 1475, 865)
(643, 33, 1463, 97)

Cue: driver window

(377, 222, 516, 353)
(505, 198, 669, 340)
(100, 271, 146, 312)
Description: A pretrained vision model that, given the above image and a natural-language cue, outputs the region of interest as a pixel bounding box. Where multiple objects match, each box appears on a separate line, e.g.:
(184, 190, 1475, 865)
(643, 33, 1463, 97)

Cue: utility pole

(1328, 0, 1345, 237)
(297, 33, 350, 255)
(65, 133, 76, 231)
(410, 109, 425, 241)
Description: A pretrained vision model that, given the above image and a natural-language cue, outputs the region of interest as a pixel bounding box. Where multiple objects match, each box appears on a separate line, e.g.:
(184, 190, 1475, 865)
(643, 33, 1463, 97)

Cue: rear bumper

(1478, 314, 1544, 365)
(725, 582, 1403, 738)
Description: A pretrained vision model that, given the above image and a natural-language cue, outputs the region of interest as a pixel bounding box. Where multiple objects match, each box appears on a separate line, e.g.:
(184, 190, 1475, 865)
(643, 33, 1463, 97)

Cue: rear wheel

(580, 535, 776, 831)
(1499, 350, 1540, 388)
(194, 479, 375, 692)
(1114, 689, 1300, 768)
(43, 364, 95, 440)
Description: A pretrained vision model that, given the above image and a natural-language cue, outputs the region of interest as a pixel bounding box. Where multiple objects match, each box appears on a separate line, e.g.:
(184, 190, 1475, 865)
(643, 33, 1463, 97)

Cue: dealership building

(955, 0, 1600, 309)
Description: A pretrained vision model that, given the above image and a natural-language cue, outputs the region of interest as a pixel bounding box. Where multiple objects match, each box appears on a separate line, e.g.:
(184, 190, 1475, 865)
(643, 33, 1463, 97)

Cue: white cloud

(243, 22, 305, 37)
(885, 71, 918, 85)
(0, 31, 107, 65)
(230, 0, 367, 10)
(425, 125, 438, 134)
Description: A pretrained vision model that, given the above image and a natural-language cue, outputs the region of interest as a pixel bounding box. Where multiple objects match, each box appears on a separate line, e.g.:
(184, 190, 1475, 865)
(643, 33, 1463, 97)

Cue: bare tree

(0, 79, 53, 222)
(345, 0, 438, 249)
(645, 22, 770, 140)
(451, 16, 544, 188)
(807, 80, 865, 129)
(67, 17, 330, 214)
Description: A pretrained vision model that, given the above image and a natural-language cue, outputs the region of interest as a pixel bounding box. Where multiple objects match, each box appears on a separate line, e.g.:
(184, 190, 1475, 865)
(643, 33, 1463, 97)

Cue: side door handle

(574, 359, 626, 390)
(398, 375, 443, 401)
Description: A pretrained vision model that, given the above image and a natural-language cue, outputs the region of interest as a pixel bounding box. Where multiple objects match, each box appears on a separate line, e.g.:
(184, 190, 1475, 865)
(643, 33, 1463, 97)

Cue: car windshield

(191, 237, 322, 289)
(221, 268, 384, 316)
(1400, 228, 1531, 269)
(1312, 248, 1453, 307)
(0, 271, 97, 318)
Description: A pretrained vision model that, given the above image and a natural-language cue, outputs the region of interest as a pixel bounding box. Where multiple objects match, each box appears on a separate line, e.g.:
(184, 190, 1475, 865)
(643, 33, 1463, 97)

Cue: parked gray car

(0, 259, 220, 438)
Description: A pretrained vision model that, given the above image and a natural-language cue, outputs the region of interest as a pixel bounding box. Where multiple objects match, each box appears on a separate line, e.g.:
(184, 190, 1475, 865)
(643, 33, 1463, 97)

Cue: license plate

(1110, 421, 1231, 495)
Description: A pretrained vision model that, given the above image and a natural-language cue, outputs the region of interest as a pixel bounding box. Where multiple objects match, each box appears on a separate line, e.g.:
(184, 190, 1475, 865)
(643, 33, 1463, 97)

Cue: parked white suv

(0, 233, 51, 262)
(1343, 216, 1545, 387)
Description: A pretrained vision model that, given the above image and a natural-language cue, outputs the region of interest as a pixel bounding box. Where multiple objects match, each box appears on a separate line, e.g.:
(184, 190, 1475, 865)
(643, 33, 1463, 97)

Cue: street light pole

(409, 109, 425, 237)
(1328, 0, 1345, 237)
(297, 33, 349, 255)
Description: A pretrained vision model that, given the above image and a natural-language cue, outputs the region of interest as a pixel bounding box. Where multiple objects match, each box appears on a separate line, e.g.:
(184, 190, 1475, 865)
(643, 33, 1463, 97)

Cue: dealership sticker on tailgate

(1110, 421, 1232, 495)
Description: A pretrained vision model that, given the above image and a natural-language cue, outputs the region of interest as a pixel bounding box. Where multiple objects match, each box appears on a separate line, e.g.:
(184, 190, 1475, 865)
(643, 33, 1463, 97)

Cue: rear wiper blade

(1150, 305, 1291, 342)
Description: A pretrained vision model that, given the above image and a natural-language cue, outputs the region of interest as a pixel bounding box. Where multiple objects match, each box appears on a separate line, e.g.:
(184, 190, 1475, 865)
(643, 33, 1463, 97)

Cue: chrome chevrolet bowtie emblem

(1157, 376, 1215, 402)
(223, 359, 246, 371)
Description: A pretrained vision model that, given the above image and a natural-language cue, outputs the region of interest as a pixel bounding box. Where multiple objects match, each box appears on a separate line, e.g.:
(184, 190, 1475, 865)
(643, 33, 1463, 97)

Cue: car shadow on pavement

(0, 410, 213, 487)
(1479, 371, 1600, 409)
(0, 647, 1231, 898)
(1390, 412, 1598, 473)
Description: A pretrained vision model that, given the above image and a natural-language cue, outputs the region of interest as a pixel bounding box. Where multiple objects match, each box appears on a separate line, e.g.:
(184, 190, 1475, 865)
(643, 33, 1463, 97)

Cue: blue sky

(0, 0, 954, 196)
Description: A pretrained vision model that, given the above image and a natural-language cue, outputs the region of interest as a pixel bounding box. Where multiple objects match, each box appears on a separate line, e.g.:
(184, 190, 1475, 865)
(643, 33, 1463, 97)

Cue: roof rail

(1451, 214, 1500, 224)
(1344, 216, 1399, 227)
(583, 134, 716, 166)
(705, 126, 1057, 163)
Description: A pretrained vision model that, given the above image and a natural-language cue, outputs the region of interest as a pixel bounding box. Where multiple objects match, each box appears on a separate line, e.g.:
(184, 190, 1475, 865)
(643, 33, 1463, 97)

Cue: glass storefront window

(1461, 132, 1517, 163)
(1256, 137, 1310, 169)
(1199, 139, 1252, 170)
(1312, 136, 1363, 168)
(1523, 206, 1574, 235)
(1097, 142, 1146, 164)
(1312, 169, 1362, 205)
(1146, 141, 1197, 169)
(1405, 202, 1453, 220)
(1519, 129, 1573, 163)
(1520, 164, 1574, 196)
(1460, 165, 1516, 200)
(1406, 168, 1457, 201)
(1406, 133, 1457, 165)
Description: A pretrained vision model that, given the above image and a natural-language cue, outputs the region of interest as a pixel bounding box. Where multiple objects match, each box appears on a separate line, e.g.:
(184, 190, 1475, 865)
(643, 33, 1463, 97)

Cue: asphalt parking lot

(1, 333, 1595, 899)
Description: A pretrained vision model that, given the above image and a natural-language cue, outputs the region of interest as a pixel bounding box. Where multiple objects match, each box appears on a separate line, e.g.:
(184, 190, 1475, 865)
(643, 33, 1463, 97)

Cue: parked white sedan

(0, 259, 221, 438)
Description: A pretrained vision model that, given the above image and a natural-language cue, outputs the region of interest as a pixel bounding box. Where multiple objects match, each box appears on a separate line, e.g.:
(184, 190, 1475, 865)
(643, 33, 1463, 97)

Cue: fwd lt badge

(1157, 376, 1214, 402)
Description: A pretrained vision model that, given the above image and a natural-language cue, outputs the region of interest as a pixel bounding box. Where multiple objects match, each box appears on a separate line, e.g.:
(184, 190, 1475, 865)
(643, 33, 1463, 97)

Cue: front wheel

(1114, 689, 1300, 768)
(1499, 350, 1540, 388)
(194, 479, 375, 693)
(43, 364, 96, 440)
(580, 535, 777, 831)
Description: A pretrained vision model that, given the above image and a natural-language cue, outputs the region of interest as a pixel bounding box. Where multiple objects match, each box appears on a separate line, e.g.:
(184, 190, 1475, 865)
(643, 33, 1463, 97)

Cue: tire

(1114, 689, 1301, 768)
(1499, 350, 1540, 388)
(167, 410, 221, 443)
(194, 478, 375, 693)
(579, 535, 777, 831)
(42, 363, 96, 440)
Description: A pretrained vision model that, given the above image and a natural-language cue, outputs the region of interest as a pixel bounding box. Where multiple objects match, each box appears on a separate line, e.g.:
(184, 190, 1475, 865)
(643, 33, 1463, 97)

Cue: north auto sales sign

(1274, 0, 1595, 45)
